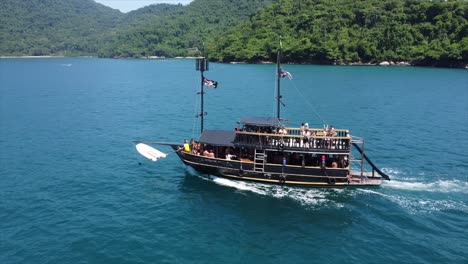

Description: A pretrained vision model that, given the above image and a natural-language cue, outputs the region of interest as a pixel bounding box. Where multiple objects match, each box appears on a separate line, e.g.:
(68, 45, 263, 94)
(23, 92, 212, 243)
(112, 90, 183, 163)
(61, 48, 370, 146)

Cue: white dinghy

(135, 143, 167, 162)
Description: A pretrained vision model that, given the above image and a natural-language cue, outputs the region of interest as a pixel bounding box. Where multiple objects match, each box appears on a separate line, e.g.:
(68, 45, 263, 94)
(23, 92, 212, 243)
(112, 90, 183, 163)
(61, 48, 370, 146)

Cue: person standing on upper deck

(329, 125, 337, 137)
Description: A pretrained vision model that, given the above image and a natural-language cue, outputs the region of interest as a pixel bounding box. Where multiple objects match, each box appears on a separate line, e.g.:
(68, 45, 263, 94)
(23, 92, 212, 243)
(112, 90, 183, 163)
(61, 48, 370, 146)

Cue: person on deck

(203, 149, 210, 157)
(303, 129, 311, 148)
(329, 125, 337, 137)
(278, 126, 287, 135)
(183, 139, 190, 152)
(190, 138, 196, 154)
(310, 130, 316, 148)
(328, 125, 337, 149)
(322, 127, 328, 148)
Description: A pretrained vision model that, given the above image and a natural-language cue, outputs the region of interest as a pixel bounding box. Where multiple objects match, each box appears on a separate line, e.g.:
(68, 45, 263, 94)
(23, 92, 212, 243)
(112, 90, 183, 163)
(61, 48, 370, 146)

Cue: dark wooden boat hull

(171, 146, 381, 187)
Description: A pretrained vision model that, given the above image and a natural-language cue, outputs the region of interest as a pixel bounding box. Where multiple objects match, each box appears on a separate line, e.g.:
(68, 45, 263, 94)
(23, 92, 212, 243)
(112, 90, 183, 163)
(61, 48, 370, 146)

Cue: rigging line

(288, 79, 328, 126)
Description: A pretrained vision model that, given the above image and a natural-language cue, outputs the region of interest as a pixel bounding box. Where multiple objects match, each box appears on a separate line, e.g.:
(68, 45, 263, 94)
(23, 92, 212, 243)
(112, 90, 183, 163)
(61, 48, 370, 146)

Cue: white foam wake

(381, 167, 404, 176)
(211, 176, 344, 208)
(383, 179, 468, 194)
(358, 188, 468, 214)
(212, 177, 266, 193)
(378, 167, 468, 193)
(202, 170, 468, 213)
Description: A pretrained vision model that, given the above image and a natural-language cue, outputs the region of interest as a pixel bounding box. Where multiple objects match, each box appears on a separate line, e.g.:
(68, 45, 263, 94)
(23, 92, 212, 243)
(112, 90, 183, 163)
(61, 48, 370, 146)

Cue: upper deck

(233, 117, 351, 152)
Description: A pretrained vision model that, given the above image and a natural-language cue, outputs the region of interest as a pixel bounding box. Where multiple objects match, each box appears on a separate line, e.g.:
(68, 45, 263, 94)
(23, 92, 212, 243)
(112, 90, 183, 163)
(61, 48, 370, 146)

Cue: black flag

(203, 77, 218, 88)
(279, 68, 293, 79)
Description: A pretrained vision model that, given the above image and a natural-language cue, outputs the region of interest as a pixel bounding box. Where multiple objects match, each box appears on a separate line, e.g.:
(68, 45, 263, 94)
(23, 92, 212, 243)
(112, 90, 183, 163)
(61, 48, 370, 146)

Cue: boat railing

(286, 128, 349, 138)
(235, 129, 351, 151)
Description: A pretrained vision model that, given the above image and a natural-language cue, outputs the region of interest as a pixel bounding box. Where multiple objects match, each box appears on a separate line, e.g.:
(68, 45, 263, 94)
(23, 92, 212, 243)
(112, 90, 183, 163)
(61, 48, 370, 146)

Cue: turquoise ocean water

(0, 58, 467, 263)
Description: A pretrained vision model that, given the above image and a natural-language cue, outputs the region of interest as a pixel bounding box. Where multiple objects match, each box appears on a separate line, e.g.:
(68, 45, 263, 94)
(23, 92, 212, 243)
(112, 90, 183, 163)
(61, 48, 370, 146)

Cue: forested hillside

(0, 0, 122, 56)
(208, 0, 468, 67)
(101, 0, 276, 57)
(0, 0, 275, 58)
(0, 0, 466, 67)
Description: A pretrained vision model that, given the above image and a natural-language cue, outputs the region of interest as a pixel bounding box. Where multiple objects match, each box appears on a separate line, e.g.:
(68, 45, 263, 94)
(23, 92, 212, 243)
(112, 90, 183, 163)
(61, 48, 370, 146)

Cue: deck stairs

(254, 149, 266, 173)
(350, 137, 368, 180)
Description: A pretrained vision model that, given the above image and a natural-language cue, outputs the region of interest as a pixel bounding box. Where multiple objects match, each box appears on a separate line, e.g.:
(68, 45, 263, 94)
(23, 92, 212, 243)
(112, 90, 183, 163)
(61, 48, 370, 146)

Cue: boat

(136, 44, 390, 187)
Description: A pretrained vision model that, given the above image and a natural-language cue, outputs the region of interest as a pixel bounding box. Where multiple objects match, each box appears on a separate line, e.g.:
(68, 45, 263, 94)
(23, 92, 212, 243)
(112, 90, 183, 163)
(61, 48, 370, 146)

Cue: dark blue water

(1, 58, 467, 263)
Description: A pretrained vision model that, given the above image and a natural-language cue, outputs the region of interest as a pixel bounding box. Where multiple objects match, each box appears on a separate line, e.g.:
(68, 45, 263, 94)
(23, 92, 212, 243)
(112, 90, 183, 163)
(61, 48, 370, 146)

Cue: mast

(276, 37, 282, 120)
(276, 49, 281, 120)
(196, 57, 208, 134)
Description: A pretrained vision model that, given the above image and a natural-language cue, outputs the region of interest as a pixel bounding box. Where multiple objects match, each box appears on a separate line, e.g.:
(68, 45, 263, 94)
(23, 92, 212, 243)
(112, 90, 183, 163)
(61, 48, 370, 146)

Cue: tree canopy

(207, 0, 468, 67)
(0, 0, 122, 56)
(100, 0, 275, 58)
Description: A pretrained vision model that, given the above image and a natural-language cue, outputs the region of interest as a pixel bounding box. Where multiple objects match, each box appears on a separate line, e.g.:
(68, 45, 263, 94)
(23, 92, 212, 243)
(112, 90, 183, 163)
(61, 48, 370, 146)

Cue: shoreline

(227, 60, 412, 67)
(0, 55, 67, 59)
(1, 55, 466, 68)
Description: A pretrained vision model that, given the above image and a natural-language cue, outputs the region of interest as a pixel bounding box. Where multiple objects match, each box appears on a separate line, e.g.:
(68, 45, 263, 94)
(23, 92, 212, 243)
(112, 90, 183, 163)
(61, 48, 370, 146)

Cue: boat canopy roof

(199, 130, 236, 146)
(240, 117, 280, 127)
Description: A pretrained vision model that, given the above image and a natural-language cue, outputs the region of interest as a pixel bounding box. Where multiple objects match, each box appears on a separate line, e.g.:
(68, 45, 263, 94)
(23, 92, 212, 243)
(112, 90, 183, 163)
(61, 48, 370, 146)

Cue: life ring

(328, 177, 336, 185)
(279, 142, 285, 150)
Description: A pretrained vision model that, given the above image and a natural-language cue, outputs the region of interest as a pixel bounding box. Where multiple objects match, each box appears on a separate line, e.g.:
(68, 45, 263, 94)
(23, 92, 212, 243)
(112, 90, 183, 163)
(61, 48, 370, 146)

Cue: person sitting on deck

(226, 153, 237, 160)
(183, 139, 190, 152)
(203, 149, 210, 157)
(208, 149, 215, 158)
(278, 126, 287, 135)
(190, 139, 197, 154)
(339, 155, 349, 168)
